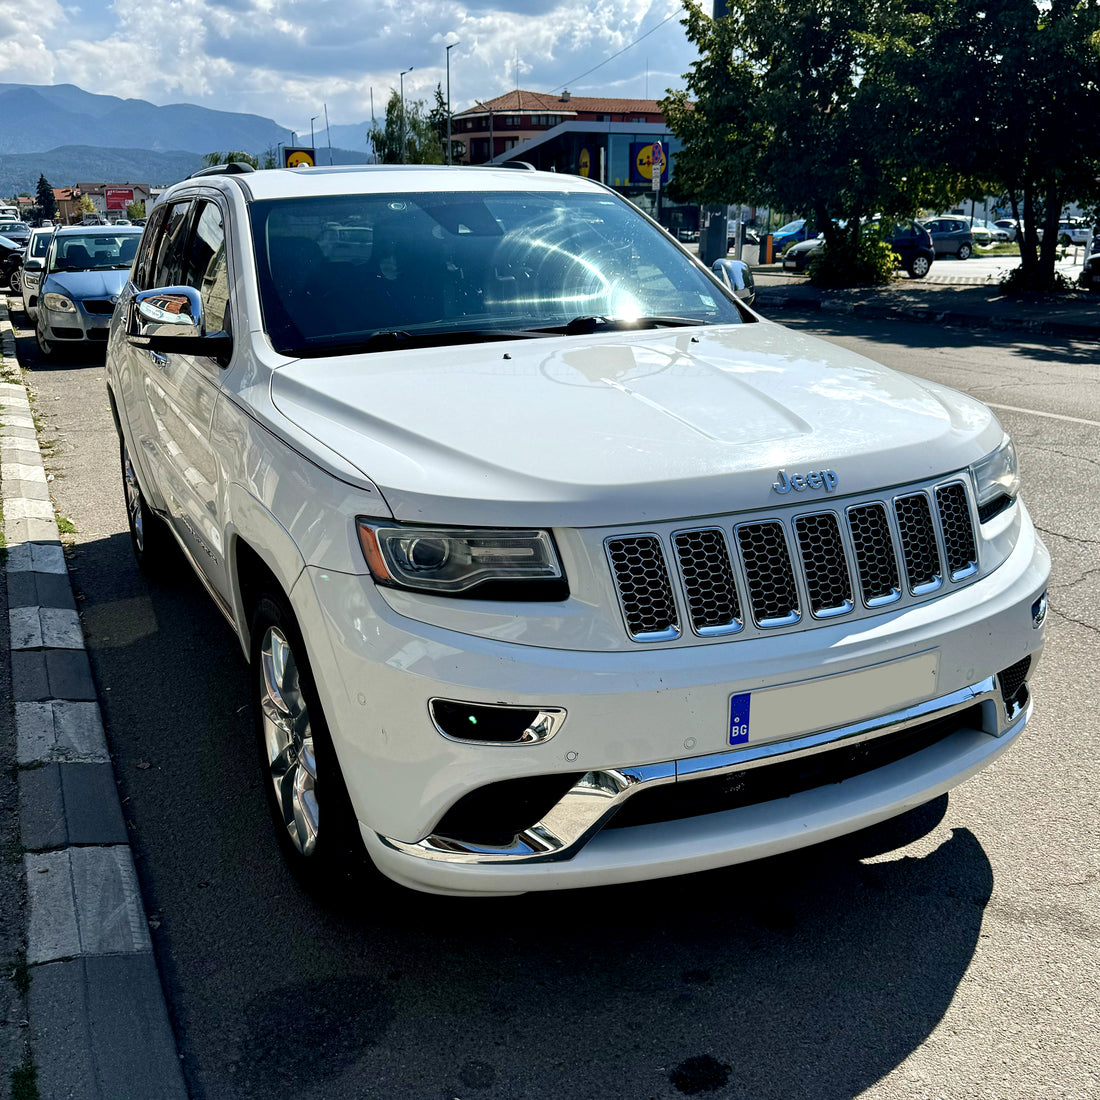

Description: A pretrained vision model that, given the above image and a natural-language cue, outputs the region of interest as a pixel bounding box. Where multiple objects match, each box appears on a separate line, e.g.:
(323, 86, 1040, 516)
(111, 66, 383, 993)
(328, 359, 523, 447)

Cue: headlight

(42, 292, 76, 313)
(357, 521, 566, 599)
(24, 272, 40, 287)
(971, 435, 1019, 522)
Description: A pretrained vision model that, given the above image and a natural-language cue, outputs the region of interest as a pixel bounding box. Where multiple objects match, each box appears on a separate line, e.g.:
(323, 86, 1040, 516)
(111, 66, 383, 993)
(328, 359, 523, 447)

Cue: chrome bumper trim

(376, 677, 1017, 867)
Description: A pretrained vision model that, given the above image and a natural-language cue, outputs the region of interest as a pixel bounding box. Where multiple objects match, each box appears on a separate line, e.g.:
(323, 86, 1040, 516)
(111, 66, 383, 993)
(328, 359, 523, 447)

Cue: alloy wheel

(259, 626, 319, 857)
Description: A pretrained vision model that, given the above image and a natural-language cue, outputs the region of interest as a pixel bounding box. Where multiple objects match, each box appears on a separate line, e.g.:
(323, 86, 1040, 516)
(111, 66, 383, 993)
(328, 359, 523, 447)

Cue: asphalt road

(8, 301, 1099, 1100)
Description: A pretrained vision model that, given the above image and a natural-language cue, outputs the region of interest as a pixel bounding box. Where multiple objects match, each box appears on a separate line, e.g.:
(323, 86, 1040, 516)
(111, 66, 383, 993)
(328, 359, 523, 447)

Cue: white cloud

(0, 0, 696, 127)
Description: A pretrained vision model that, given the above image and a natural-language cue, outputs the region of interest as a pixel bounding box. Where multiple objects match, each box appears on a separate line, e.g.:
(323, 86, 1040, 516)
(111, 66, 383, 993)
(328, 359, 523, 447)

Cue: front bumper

(40, 300, 114, 344)
(294, 507, 1049, 895)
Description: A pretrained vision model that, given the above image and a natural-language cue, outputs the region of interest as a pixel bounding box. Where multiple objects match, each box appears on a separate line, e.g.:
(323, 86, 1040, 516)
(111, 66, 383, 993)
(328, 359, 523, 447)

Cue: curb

(753, 291, 1100, 341)
(0, 303, 187, 1100)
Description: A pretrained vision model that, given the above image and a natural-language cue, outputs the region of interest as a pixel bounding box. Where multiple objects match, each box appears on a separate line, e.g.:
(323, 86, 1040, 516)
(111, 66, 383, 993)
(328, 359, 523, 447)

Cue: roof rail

(188, 162, 257, 179)
(496, 160, 537, 171)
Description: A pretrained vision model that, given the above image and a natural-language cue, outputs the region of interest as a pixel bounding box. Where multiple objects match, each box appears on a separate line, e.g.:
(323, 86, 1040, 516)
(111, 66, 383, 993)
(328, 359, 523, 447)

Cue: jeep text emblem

(773, 468, 839, 494)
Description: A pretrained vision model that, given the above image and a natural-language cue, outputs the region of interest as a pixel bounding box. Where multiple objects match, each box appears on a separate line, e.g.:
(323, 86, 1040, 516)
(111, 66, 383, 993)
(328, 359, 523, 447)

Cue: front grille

(82, 299, 115, 315)
(606, 705, 981, 829)
(606, 476, 980, 643)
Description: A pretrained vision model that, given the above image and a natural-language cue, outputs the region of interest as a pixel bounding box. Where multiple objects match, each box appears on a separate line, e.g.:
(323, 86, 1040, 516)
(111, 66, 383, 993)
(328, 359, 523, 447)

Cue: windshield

(47, 232, 141, 273)
(774, 219, 805, 235)
(250, 190, 745, 356)
(29, 233, 51, 258)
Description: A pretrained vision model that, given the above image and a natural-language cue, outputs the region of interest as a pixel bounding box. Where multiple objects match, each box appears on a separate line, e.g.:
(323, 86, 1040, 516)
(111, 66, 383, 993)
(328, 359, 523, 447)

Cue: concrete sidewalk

(747, 264, 1100, 340)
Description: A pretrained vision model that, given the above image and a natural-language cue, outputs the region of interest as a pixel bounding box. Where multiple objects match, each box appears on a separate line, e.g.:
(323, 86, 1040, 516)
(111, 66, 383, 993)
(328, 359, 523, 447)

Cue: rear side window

(183, 202, 230, 333)
(150, 201, 193, 287)
(132, 205, 168, 290)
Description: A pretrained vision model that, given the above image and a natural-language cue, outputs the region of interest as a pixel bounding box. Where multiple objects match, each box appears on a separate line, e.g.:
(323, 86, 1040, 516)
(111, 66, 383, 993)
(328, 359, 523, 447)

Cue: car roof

(169, 163, 610, 203)
(53, 225, 143, 235)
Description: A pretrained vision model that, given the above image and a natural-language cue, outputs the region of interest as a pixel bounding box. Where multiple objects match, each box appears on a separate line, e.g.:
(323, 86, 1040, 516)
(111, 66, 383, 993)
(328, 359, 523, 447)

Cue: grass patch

(975, 243, 1020, 257)
(10, 1051, 39, 1100)
(55, 514, 76, 536)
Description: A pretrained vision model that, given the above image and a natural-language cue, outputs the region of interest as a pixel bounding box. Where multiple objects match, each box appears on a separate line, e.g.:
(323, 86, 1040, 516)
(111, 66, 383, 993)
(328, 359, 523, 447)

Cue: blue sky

(0, 0, 701, 135)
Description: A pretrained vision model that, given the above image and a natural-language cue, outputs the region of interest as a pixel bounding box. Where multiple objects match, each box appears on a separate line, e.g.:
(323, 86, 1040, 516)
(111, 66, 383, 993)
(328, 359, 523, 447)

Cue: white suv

(105, 163, 1049, 896)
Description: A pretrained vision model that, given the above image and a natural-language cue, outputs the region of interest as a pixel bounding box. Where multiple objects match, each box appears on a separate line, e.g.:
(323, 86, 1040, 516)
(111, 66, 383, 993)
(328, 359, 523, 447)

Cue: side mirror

(712, 258, 756, 306)
(127, 286, 232, 361)
(23, 258, 43, 272)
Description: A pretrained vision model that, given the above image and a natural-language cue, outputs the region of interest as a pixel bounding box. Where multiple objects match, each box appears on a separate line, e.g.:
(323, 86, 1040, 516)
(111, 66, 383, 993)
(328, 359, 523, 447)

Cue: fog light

(1032, 591, 1047, 628)
(429, 699, 565, 744)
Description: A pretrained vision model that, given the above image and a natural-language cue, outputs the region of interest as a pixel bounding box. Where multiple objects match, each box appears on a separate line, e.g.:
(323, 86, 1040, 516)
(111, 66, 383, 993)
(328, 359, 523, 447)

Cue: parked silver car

(35, 226, 143, 358)
(20, 226, 54, 320)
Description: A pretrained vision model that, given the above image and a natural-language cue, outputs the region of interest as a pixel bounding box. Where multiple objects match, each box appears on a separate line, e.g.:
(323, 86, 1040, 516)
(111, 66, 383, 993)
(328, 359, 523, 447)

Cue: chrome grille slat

(673, 528, 743, 635)
(605, 535, 680, 641)
(893, 493, 942, 594)
(606, 476, 979, 643)
(847, 502, 902, 606)
(794, 512, 854, 618)
(936, 482, 978, 579)
(736, 521, 800, 627)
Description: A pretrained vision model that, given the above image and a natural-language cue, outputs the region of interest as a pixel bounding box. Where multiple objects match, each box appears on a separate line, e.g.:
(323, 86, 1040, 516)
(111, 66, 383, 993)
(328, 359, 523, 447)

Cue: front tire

(35, 323, 55, 360)
(251, 590, 364, 888)
(121, 439, 174, 574)
(908, 255, 932, 279)
(956, 243, 972, 260)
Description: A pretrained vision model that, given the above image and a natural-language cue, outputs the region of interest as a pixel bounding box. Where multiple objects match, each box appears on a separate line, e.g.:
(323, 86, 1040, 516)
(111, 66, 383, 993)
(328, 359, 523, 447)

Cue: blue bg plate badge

(728, 693, 751, 746)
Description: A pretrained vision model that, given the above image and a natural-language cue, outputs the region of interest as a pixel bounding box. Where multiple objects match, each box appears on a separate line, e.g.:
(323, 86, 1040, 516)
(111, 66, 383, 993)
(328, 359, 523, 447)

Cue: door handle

(147, 350, 168, 369)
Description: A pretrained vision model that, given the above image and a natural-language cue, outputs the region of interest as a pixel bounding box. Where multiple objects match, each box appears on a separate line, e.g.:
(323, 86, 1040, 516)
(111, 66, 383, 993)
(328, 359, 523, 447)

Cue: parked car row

(781, 219, 936, 278)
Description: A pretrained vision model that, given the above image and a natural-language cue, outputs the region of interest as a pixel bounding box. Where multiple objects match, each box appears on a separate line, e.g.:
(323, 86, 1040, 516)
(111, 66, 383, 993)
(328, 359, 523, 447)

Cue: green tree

(368, 90, 444, 165)
(126, 200, 146, 220)
(919, 0, 1100, 290)
(201, 150, 260, 169)
(662, 0, 978, 278)
(36, 174, 57, 220)
(77, 194, 96, 216)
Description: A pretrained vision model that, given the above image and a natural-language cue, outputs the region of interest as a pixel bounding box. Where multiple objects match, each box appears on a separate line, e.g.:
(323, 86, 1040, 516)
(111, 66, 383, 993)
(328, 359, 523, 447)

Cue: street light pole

(310, 116, 317, 149)
(446, 42, 459, 166)
(400, 67, 414, 164)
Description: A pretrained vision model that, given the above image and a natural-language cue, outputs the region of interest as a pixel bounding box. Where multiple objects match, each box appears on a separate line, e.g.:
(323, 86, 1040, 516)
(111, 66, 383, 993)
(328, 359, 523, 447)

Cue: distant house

(74, 182, 153, 222)
(52, 187, 82, 225)
(453, 88, 696, 235)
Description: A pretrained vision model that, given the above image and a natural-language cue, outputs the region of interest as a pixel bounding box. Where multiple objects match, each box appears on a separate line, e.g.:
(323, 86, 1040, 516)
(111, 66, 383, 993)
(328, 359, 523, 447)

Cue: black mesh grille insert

(606, 535, 678, 639)
(736, 521, 800, 626)
(794, 512, 853, 615)
(847, 503, 901, 604)
(936, 482, 978, 577)
(894, 493, 941, 591)
(606, 706, 981, 830)
(674, 528, 742, 632)
(998, 656, 1031, 707)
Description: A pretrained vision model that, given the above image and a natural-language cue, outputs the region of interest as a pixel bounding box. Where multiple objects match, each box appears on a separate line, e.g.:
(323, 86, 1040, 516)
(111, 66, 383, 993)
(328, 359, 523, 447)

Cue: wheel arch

(225, 483, 308, 659)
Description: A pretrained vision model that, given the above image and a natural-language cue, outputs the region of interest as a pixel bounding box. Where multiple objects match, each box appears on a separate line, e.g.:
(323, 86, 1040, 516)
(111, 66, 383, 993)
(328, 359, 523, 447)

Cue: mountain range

(0, 83, 373, 195)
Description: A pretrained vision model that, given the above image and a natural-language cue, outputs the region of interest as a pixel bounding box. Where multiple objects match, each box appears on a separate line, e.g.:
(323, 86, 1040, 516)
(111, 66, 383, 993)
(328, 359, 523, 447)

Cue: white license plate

(728, 650, 940, 747)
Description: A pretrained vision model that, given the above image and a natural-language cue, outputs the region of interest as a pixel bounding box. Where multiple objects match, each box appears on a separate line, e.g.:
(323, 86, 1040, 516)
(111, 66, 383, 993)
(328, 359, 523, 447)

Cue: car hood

(268, 323, 1003, 527)
(42, 269, 129, 300)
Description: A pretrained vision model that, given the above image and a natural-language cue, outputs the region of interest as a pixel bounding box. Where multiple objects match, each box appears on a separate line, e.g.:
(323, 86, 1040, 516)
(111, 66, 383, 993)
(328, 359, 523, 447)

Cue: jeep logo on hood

(773, 468, 839, 494)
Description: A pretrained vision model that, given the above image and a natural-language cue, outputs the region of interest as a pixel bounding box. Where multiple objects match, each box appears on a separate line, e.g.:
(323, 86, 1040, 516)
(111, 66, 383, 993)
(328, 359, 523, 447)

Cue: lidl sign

(630, 141, 668, 185)
(284, 147, 316, 167)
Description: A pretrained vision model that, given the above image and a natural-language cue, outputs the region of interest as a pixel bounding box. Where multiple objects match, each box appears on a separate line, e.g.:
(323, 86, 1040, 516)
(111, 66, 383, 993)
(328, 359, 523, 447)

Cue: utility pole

(446, 42, 459, 166)
(400, 67, 414, 164)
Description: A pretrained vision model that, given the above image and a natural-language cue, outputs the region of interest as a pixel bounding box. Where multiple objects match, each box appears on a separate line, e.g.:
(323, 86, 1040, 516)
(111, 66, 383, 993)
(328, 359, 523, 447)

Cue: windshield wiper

(296, 327, 550, 356)
(533, 315, 706, 335)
